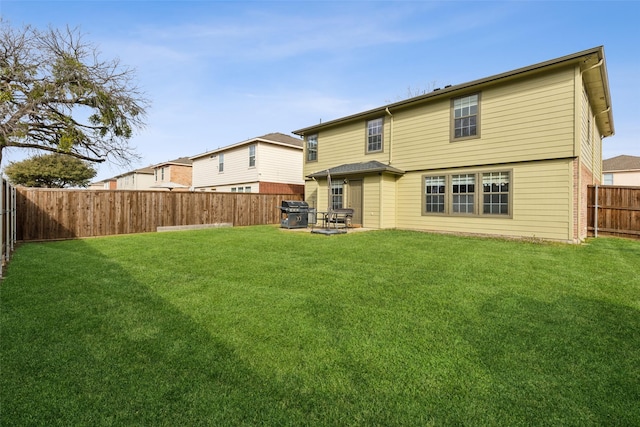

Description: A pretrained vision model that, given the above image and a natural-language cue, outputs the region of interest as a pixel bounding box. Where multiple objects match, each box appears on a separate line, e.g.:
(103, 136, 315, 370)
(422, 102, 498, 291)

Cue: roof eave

(293, 46, 611, 137)
(190, 137, 302, 160)
(306, 166, 405, 179)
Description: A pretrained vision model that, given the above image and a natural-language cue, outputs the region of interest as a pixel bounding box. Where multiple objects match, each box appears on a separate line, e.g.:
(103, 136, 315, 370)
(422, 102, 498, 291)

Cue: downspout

(311, 176, 318, 209)
(385, 107, 393, 165)
(581, 59, 603, 74)
(383, 107, 394, 228)
(379, 173, 384, 228)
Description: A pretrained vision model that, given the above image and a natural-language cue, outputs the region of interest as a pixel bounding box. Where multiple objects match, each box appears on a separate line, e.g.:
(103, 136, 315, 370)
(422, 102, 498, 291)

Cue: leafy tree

(0, 20, 148, 166)
(4, 153, 97, 188)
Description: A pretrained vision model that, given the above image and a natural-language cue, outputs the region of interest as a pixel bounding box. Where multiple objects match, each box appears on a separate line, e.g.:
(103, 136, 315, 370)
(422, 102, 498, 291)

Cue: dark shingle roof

(154, 157, 193, 167)
(190, 132, 303, 160)
(307, 161, 405, 178)
(603, 155, 640, 172)
(258, 132, 304, 148)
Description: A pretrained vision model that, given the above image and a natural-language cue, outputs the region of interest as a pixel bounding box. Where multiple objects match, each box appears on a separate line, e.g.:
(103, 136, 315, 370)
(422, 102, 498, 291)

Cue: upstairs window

(249, 144, 256, 167)
(219, 153, 224, 172)
(307, 134, 318, 162)
(452, 94, 480, 140)
(367, 118, 383, 153)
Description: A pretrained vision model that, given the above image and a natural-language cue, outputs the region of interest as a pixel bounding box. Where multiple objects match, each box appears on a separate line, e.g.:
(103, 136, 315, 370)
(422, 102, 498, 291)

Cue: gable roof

(152, 157, 193, 168)
(293, 46, 614, 138)
(190, 132, 303, 160)
(307, 161, 405, 178)
(114, 166, 154, 178)
(603, 155, 640, 172)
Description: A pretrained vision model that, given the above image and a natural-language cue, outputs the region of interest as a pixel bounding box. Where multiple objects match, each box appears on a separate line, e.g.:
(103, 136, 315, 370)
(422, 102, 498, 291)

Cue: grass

(1, 225, 639, 426)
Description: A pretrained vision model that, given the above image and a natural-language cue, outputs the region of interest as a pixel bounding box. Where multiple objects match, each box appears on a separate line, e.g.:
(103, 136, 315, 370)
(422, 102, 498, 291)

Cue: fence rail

(587, 185, 640, 239)
(16, 189, 301, 242)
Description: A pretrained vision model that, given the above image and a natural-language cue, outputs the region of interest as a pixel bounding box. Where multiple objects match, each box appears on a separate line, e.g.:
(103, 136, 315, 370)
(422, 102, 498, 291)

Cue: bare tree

(0, 20, 149, 166)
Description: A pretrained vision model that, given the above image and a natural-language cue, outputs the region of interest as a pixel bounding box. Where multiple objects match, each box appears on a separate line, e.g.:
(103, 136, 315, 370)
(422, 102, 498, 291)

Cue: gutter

(385, 107, 393, 165)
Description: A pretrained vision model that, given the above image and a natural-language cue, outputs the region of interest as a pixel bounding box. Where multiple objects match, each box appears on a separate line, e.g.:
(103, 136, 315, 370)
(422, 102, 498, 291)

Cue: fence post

(5, 180, 10, 259)
(1, 179, 3, 277)
(11, 185, 16, 251)
(594, 184, 598, 238)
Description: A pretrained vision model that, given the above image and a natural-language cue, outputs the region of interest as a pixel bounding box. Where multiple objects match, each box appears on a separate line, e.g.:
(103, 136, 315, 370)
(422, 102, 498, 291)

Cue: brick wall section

(168, 165, 193, 186)
(573, 158, 579, 241)
(580, 163, 596, 240)
(259, 182, 304, 195)
(574, 159, 597, 241)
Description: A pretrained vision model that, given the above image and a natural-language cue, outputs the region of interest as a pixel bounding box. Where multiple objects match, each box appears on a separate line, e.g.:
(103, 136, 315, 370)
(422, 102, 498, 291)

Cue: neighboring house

(602, 155, 640, 186)
(293, 46, 614, 242)
(190, 132, 304, 194)
(88, 178, 117, 190)
(115, 166, 155, 190)
(150, 157, 193, 191)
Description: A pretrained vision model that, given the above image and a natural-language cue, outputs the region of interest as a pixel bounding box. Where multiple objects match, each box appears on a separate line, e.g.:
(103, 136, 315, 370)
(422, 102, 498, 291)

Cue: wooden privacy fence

(16, 189, 302, 241)
(588, 185, 640, 239)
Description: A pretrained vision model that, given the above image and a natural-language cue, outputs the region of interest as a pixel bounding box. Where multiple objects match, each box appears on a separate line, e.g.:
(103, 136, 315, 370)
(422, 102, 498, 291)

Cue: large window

(367, 118, 383, 153)
(330, 181, 343, 210)
(452, 94, 479, 140)
(452, 174, 475, 213)
(219, 153, 224, 172)
(425, 176, 446, 213)
(482, 172, 509, 214)
(423, 170, 510, 216)
(307, 134, 318, 162)
(249, 144, 256, 167)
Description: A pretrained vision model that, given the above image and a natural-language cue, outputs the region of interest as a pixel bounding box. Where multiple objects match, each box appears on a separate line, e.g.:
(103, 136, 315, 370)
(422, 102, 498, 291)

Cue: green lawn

(1, 226, 639, 426)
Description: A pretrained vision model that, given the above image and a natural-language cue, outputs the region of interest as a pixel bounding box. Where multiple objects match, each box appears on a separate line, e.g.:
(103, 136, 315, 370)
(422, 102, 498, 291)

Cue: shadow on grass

(0, 239, 322, 426)
(2, 233, 639, 426)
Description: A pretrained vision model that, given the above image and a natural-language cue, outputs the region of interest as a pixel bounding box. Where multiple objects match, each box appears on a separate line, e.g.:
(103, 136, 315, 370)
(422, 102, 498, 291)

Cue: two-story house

(293, 47, 614, 242)
(190, 132, 304, 194)
(114, 166, 155, 190)
(88, 178, 117, 190)
(602, 155, 640, 186)
(151, 157, 193, 191)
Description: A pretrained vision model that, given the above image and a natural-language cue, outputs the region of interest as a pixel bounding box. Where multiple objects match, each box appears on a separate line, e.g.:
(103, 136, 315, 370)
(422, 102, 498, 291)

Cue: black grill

(279, 200, 311, 229)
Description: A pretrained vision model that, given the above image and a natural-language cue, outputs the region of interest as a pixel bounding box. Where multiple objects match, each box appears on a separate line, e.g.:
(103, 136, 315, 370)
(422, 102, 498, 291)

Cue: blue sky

(2, 1, 639, 181)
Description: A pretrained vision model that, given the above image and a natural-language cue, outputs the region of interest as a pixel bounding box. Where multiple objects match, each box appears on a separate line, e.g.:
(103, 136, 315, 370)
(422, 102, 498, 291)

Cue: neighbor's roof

(293, 46, 614, 138)
(307, 161, 405, 178)
(190, 132, 303, 160)
(152, 157, 193, 168)
(603, 155, 640, 172)
(114, 166, 154, 178)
